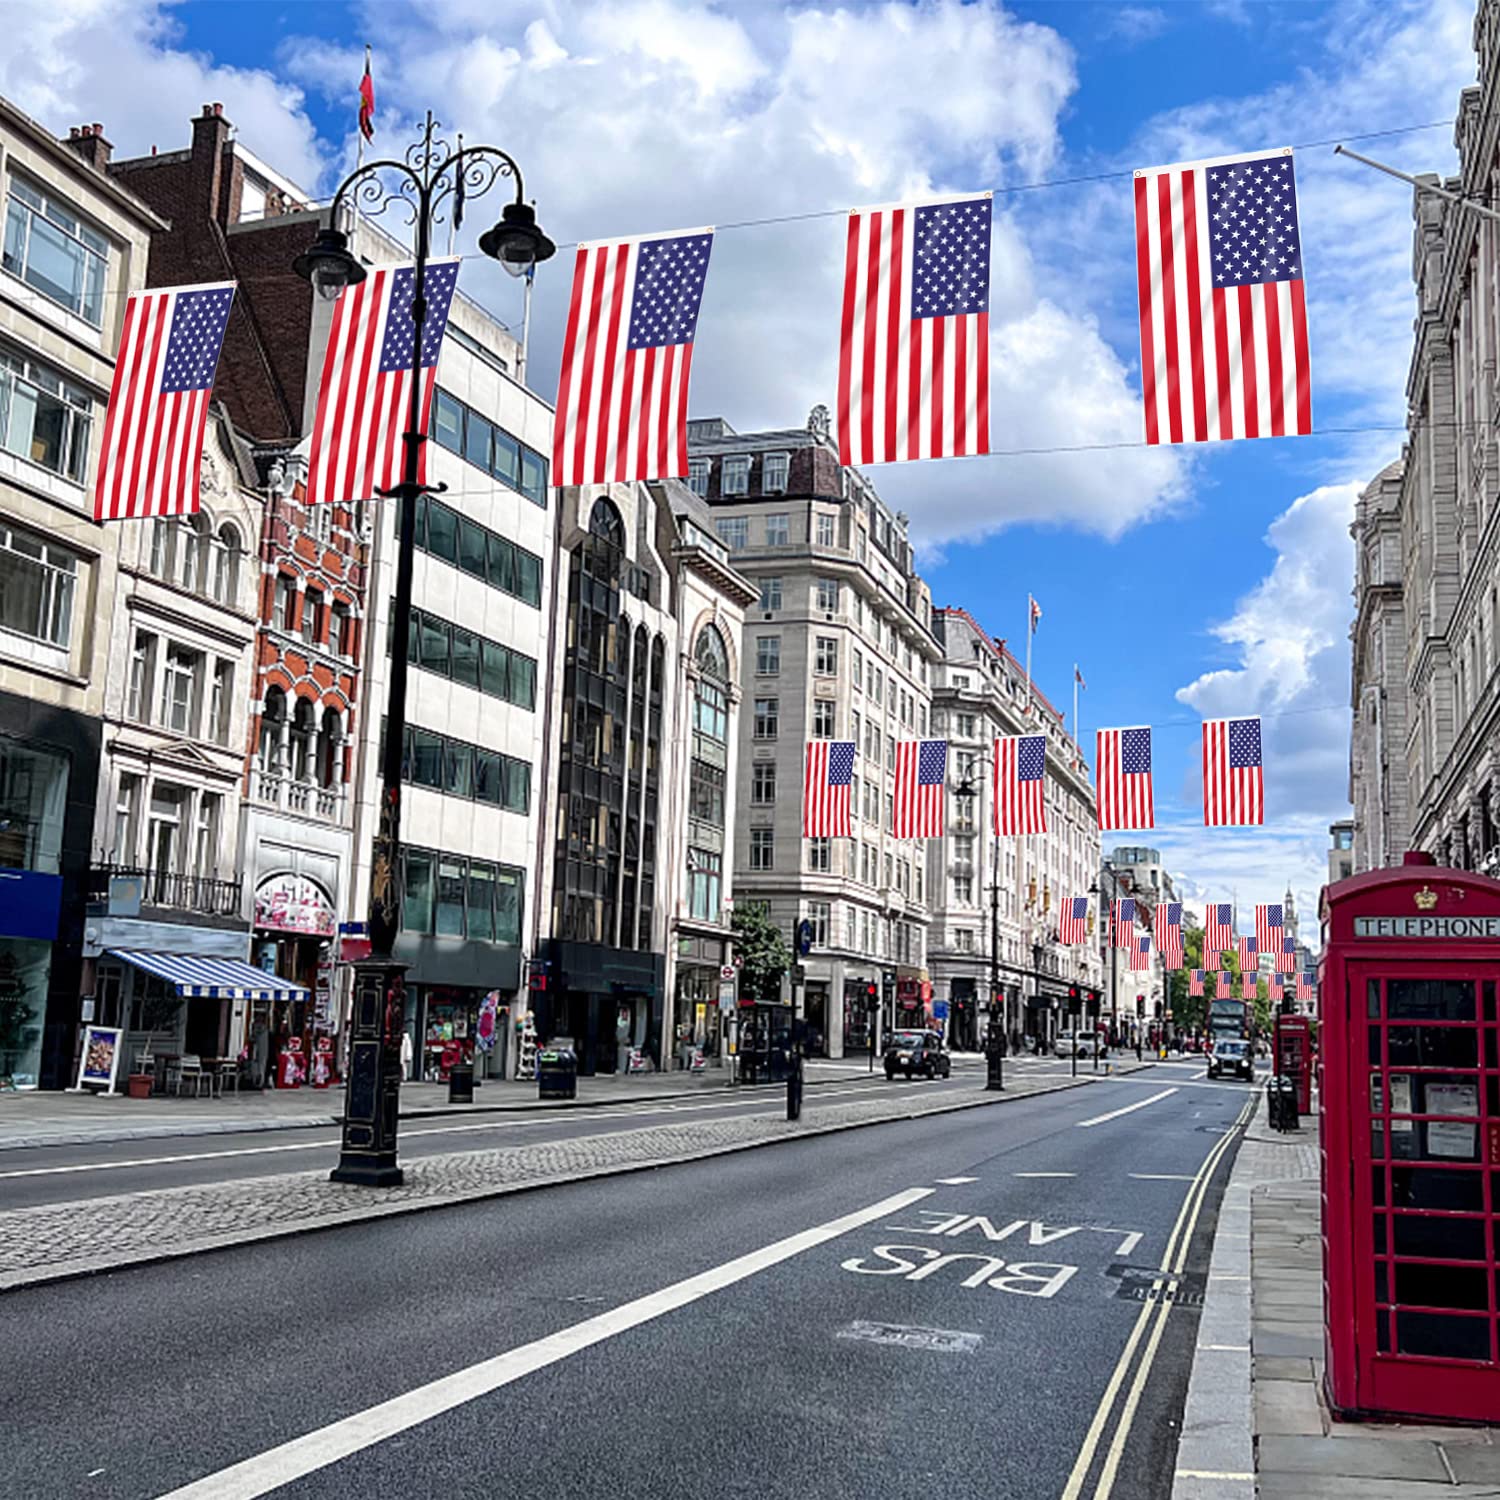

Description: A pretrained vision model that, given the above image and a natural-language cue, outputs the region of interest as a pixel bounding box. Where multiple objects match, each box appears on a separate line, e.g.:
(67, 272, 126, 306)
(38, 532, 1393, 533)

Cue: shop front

(843, 976, 878, 1056)
(672, 931, 731, 1068)
(894, 975, 932, 1030)
(949, 977, 979, 1052)
(395, 929, 522, 1082)
(534, 940, 664, 1076)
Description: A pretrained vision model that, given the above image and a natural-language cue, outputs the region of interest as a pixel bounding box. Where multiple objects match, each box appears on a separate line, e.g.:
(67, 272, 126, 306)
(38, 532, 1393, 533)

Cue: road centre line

(1075, 1089, 1178, 1128)
(151, 1185, 936, 1500)
(1014, 1172, 1076, 1178)
(935, 1176, 978, 1185)
(1129, 1173, 1195, 1181)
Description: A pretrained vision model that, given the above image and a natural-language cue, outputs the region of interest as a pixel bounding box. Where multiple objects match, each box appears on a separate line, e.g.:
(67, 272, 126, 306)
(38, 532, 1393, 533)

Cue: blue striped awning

(107, 950, 310, 1003)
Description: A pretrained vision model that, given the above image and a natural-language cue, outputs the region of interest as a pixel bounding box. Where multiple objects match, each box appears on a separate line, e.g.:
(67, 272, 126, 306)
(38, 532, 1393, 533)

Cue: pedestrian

(1134, 1035, 1143, 1062)
(400, 1029, 414, 1082)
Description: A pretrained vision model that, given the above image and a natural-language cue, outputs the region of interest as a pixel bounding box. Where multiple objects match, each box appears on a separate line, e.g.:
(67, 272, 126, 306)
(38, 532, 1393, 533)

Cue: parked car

(883, 1030, 952, 1080)
(1054, 1029, 1101, 1059)
(1208, 1038, 1254, 1081)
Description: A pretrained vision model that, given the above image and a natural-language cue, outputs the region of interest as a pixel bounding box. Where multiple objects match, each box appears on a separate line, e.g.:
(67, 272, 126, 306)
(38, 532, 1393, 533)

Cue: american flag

(1189, 969, 1205, 997)
(1111, 898, 1136, 949)
(1297, 971, 1316, 1002)
(1129, 934, 1152, 971)
(1059, 896, 1089, 944)
(894, 739, 947, 838)
(1204, 903, 1234, 963)
(1204, 716, 1265, 826)
(554, 229, 713, 486)
(1240, 970, 1259, 1000)
(1096, 726, 1154, 830)
(94, 281, 236, 521)
(995, 735, 1047, 835)
(1154, 901, 1182, 952)
(1133, 149, 1311, 445)
(837, 194, 991, 465)
(305, 258, 460, 506)
(1268, 976, 1284, 1002)
(803, 740, 855, 838)
(1255, 903, 1283, 954)
(1159, 943, 1184, 971)
(1216, 971, 1233, 999)
(1277, 935, 1297, 975)
(1237, 935, 1258, 969)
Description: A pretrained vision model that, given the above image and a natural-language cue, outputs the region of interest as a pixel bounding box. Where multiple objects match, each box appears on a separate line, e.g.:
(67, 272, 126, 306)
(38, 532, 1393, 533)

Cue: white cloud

(1100, 7, 1169, 46)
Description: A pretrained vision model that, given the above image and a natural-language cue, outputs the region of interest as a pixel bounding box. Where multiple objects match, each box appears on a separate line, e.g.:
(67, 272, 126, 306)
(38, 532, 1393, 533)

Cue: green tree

(731, 902, 790, 1002)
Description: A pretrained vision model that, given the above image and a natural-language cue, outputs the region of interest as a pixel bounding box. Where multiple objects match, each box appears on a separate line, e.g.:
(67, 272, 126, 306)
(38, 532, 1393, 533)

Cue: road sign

(796, 919, 813, 958)
(932, 1000, 949, 1021)
(718, 979, 736, 1013)
(790, 963, 807, 983)
(719, 964, 736, 982)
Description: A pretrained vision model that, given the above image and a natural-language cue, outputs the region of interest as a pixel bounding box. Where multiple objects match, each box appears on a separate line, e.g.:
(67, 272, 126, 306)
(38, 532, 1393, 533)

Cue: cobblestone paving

(0, 1074, 1084, 1290)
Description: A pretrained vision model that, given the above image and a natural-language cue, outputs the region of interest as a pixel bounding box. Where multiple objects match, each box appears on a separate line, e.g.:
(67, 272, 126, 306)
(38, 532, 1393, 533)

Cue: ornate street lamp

(293, 115, 554, 1187)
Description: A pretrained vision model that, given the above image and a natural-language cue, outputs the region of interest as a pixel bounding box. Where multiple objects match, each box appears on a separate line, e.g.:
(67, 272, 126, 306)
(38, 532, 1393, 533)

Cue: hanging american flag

(553, 228, 713, 486)
(894, 739, 947, 838)
(1268, 976, 1284, 1003)
(1189, 969, 1205, 997)
(1096, 726, 1154, 830)
(803, 740, 855, 838)
(1216, 971, 1233, 999)
(1154, 901, 1182, 952)
(995, 735, 1047, 835)
(1237, 935, 1258, 969)
(305, 258, 460, 506)
(1204, 903, 1234, 963)
(1133, 148, 1310, 445)
(94, 281, 236, 522)
(1129, 934, 1152, 971)
(1277, 935, 1297, 975)
(1059, 896, 1089, 944)
(1240, 970, 1258, 1000)
(1255, 903, 1284, 954)
(1297, 971, 1316, 1002)
(1203, 716, 1265, 826)
(837, 194, 991, 466)
(1111, 898, 1136, 949)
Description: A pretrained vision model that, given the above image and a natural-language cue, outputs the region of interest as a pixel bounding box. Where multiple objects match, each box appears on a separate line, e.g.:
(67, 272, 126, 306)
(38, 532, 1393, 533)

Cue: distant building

(1328, 819, 1355, 885)
(1104, 846, 1179, 1036)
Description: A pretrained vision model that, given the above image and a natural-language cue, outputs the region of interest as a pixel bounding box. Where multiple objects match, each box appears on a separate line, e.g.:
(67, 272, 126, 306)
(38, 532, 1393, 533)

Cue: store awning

(107, 950, 310, 1003)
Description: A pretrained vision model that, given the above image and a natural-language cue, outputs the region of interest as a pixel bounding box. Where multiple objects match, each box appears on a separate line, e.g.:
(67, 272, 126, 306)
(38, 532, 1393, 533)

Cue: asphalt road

(0, 1060, 1258, 1500)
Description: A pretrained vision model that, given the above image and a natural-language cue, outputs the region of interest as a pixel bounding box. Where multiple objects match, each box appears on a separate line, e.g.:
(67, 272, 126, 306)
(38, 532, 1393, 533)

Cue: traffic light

(865, 981, 877, 1002)
(1067, 985, 1081, 1013)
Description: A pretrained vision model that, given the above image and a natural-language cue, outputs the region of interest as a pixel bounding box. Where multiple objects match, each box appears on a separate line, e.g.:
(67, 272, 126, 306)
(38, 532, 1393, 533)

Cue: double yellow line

(1059, 1094, 1255, 1500)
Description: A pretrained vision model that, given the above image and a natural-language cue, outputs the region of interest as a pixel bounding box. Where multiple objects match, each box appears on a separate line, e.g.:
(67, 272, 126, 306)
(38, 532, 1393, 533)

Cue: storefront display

(0, 938, 52, 1089)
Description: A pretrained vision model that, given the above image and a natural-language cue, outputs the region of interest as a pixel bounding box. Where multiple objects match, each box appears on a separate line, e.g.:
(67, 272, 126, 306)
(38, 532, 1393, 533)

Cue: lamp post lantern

(294, 114, 553, 1187)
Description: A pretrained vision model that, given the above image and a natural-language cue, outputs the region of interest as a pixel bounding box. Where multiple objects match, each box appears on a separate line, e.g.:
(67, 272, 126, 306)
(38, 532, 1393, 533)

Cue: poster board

(73, 1025, 124, 1094)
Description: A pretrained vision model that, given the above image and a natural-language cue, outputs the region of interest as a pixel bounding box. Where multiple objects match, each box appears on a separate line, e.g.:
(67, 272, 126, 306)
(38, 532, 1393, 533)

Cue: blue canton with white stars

(1228, 717, 1263, 768)
(379, 262, 460, 374)
(628, 234, 712, 349)
(1205, 155, 1302, 288)
(827, 741, 856, 787)
(1165, 903, 1182, 926)
(1017, 735, 1045, 782)
(1120, 727, 1152, 773)
(917, 740, 948, 785)
(912, 198, 991, 319)
(161, 287, 234, 393)
(1070, 898, 1087, 919)
(1118, 899, 1135, 922)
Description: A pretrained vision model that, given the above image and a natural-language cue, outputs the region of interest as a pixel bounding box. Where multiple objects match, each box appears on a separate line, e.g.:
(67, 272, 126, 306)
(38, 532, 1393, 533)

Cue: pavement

(0, 1062, 1254, 1500)
(1174, 1104, 1500, 1500)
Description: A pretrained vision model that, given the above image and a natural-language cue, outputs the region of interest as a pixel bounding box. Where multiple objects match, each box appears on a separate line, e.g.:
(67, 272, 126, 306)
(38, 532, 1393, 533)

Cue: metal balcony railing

(89, 864, 243, 917)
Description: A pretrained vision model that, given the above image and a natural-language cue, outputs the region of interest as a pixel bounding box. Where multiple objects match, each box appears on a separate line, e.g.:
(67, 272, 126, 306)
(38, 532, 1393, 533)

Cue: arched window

(177, 514, 209, 593)
(317, 707, 342, 789)
(258, 688, 286, 772)
(693, 625, 729, 743)
(589, 497, 624, 548)
(291, 696, 316, 782)
(212, 524, 242, 605)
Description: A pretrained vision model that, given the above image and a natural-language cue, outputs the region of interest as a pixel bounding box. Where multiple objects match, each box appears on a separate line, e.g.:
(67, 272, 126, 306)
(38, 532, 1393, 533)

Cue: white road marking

(1197, 1344, 1250, 1352)
(836, 1321, 982, 1354)
(1174, 1471, 1252, 1482)
(934, 1176, 978, 1185)
(1013, 1171, 1076, 1178)
(152, 1184, 934, 1500)
(1076, 1088, 1179, 1128)
(1129, 1173, 1195, 1181)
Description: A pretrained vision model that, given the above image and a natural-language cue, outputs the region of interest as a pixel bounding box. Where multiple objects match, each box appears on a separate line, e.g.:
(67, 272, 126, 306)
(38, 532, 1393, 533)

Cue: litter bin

(537, 1046, 578, 1101)
(448, 1062, 475, 1104)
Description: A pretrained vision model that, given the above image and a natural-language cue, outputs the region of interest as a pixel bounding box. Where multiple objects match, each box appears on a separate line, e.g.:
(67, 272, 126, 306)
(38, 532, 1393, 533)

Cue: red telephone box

(1274, 1013, 1313, 1116)
(1320, 853, 1500, 1423)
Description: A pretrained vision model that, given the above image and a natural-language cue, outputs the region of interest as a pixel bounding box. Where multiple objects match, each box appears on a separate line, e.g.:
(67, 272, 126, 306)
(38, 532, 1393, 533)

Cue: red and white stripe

(553, 231, 705, 486)
(994, 735, 1046, 835)
(1059, 899, 1089, 945)
(305, 265, 436, 506)
(1216, 972, 1233, 1000)
(94, 282, 233, 522)
(893, 740, 944, 839)
(1111, 900, 1135, 950)
(1254, 904, 1283, 955)
(1096, 726, 1154, 830)
(1240, 971, 1259, 1001)
(1129, 935, 1152, 971)
(1204, 905, 1235, 962)
(837, 196, 990, 466)
(803, 741, 852, 839)
(1203, 716, 1265, 826)
(1189, 970, 1205, 997)
(1134, 150, 1311, 445)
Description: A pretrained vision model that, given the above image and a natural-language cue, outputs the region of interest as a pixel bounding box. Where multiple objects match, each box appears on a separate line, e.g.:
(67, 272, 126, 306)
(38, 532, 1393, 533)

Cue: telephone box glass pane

(1396, 1311, 1490, 1361)
(1368, 1027, 1383, 1065)
(1368, 979, 1382, 1019)
(1485, 981, 1497, 1023)
(1391, 1166, 1484, 1211)
(1373, 1216, 1387, 1254)
(1395, 1262, 1488, 1310)
(1376, 1309, 1391, 1353)
(1387, 979, 1476, 1022)
(1371, 1167, 1386, 1205)
(1375, 1261, 1389, 1302)
(1394, 1214, 1486, 1260)
(1387, 1027, 1478, 1069)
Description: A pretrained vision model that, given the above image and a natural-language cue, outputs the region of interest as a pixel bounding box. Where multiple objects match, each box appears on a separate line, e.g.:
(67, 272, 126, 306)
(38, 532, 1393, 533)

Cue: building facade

(0, 100, 163, 1086)
(1102, 845, 1177, 1040)
(926, 608, 1103, 1050)
(686, 408, 939, 1058)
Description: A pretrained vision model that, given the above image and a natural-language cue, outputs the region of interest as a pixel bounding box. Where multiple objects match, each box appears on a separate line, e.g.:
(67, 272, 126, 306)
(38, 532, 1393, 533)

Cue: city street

(2, 1062, 1258, 1500)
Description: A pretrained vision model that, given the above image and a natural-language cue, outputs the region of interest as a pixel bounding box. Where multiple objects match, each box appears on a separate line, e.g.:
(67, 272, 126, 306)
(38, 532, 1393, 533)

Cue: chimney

(189, 102, 235, 225)
(61, 121, 113, 172)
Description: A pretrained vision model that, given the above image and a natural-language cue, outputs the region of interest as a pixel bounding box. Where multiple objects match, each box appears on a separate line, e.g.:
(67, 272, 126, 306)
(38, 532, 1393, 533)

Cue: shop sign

(1352, 916, 1500, 939)
(74, 1025, 123, 1093)
(255, 874, 336, 937)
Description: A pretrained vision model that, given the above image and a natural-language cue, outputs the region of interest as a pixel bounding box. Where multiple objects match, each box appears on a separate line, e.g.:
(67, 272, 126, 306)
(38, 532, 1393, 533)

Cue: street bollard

(786, 1054, 804, 1121)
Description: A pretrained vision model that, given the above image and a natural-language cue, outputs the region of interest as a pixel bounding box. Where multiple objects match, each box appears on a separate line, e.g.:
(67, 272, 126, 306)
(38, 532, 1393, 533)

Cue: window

(954, 874, 973, 903)
(694, 677, 727, 742)
(956, 929, 974, 953)
(956, 712, 976, 739)
(0, 346, 92, 484)
(846, 907, 857, 948)
(814, 636, 838, 676)
(756, 635, 780, 675)
(765, 513, 789, 547)
(689, 759, 725, 826)
(807, 837, 831, 874)
(688, 458, 709, 497)
(430, 387, 549, 506)
(808, 899, 830, 946)
(751, 762, 776, 804)
(158, 645, 199, 735)
(211, 526, 241, 605)
(815, 577, 839, 614)
(753, 697, 779, 739)
(759, 577, 782, 611)
(764, 452, 790, 493)
(413, 496, 542, 607)
(210, 660, 233, 745)
(3, 176, 107, 324)
(401, 722, 531, 813)
(0, 521, 78, 650)
(112, 773, 139, 865)
(722, 455, 750, 495)
(853, 650, 864, 690)
(193, 793, 221, 879)
(851, 710, 861, 751)
(688, 847, 721, 921)
(815, 512, 835, 547)
(716, 517, 748, 551)
(750, 827, 775, 870)
(399, 604, 538, 711)
(811, 698, 835, 738)
(301, 588, 323, 645)
(871, 669, 883, 707)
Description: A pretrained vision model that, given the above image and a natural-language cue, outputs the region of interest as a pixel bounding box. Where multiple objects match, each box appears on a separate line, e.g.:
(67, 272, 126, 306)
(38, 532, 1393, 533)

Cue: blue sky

(2, 0, 1479, 922)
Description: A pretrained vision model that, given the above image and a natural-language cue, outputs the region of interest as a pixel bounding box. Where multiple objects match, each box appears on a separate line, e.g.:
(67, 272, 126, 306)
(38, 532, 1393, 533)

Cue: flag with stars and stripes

(803, 740, 855, 839)
(1204, 903, 1234, 963)
(1154, 900, 1183, 954)
(1255, 903, 1283, 955)
(1240, 969, 1258, 1000)
(94, 281, 236, 521)
(893, 739, 947, 839)
(553, 228, 713, 486)
(1133, 148, 1311, 446)
(1277, 935, 1297, 975)
(1096, 726, 1154, 830)
(1189, 969, 1205, 997)
(1297, 971, 1316, 1002)
(1111, 898, 1136, 949)
(837, 193, 991, 466)
(306, 258, 460, 506)
(1216, 971, 1233, 1000)
(1268, 976, 1284, 1003)
(1059, 897, 1089, 945)
(1237, 935, 1258, 970)
(1129, 934, 1152, 971)
(1204, 716, 1265, 826)
(994, 734, 1047, 835)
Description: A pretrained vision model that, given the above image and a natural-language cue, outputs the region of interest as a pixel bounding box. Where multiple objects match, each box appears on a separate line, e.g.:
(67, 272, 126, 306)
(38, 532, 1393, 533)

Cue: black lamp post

(954, 773, 1002, 1090)
(294, 115, 554, 1187)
